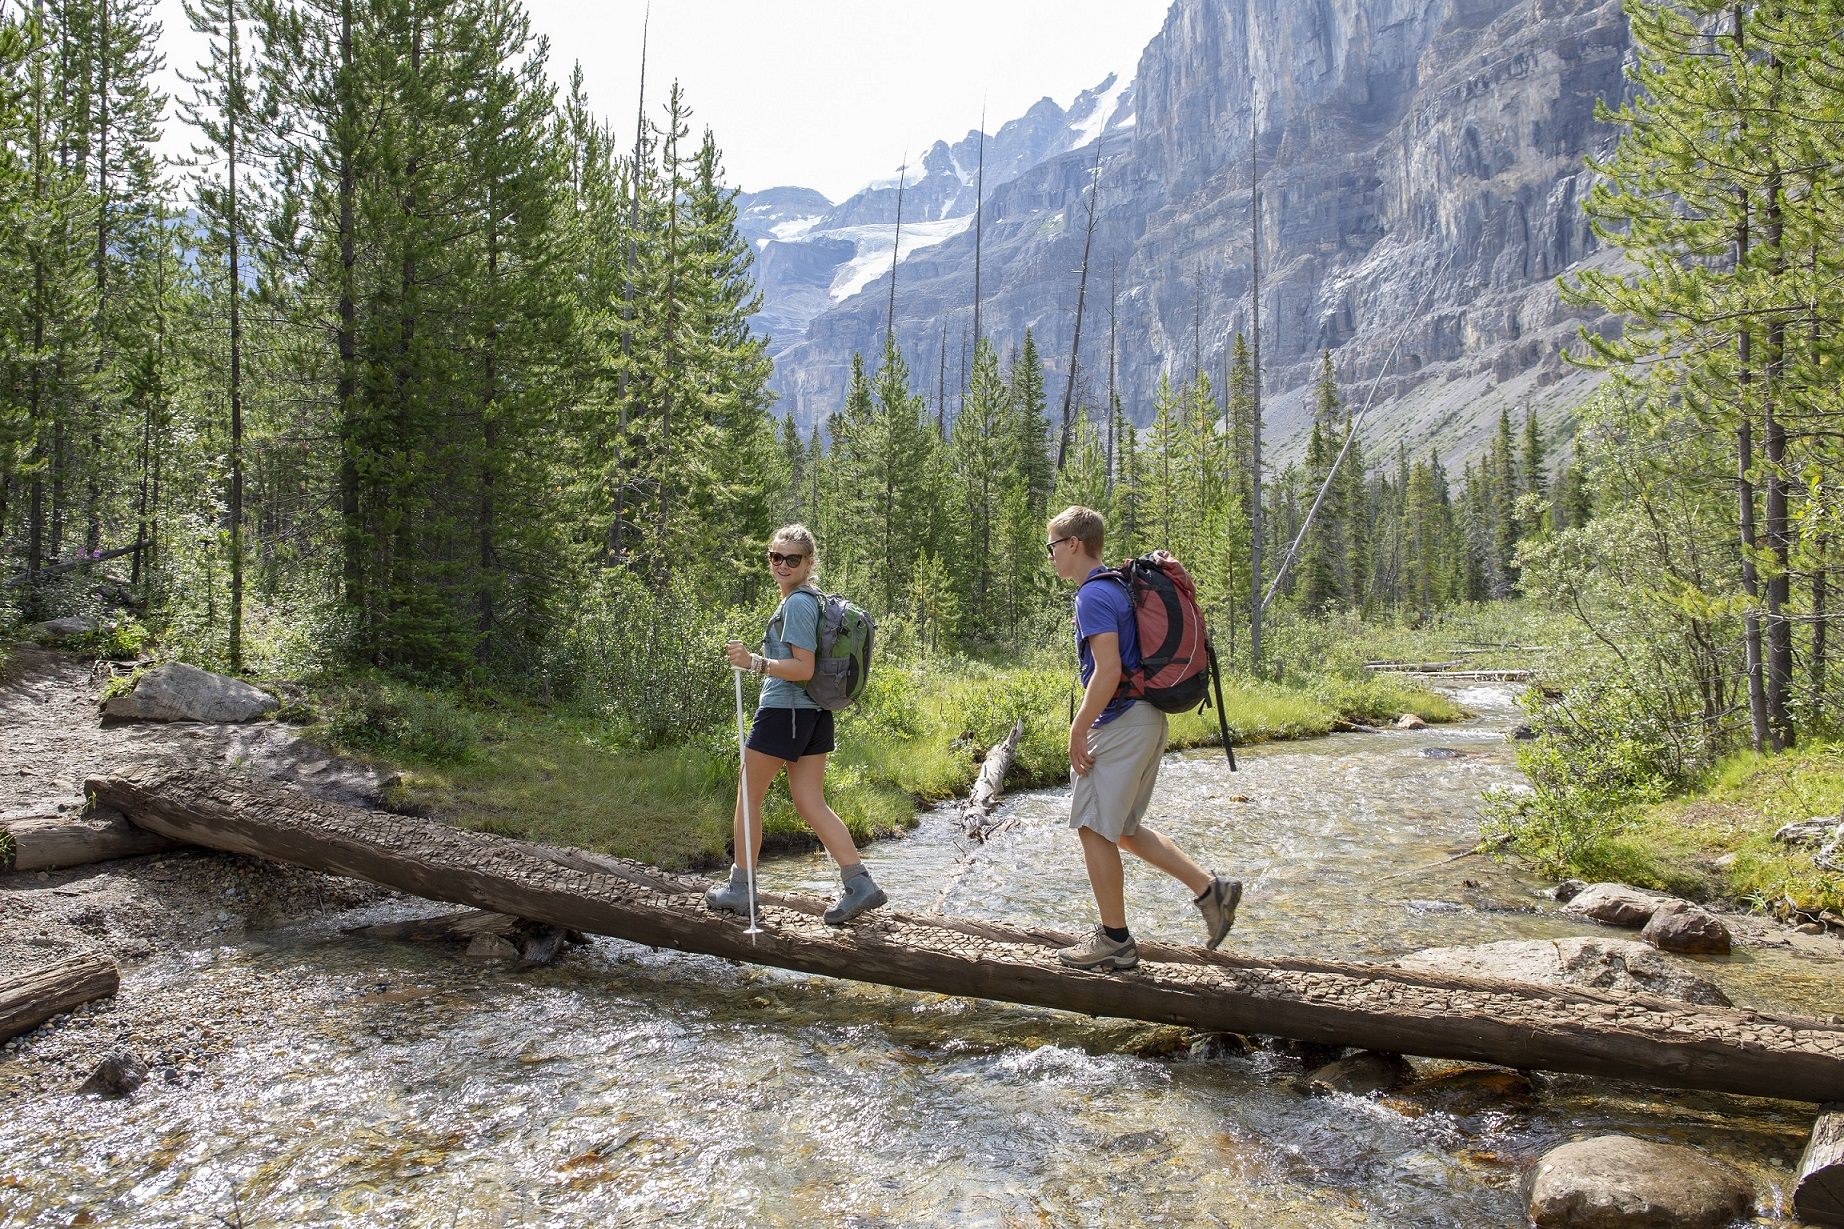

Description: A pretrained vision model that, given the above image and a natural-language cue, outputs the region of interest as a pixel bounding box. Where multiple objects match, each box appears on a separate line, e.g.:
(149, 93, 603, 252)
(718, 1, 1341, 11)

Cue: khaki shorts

(1069, 701, 1168, 842)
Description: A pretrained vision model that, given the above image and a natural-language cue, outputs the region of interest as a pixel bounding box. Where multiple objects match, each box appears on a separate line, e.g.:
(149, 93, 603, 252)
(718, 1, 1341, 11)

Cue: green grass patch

(298, 655, 1464, 873)
(1494, 740, 1844, 913)
(1638, 744, 1844, 914)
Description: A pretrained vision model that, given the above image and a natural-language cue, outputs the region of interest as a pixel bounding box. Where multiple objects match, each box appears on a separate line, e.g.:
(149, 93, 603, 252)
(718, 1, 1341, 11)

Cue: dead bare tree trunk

(87, 764, 1844, 1103)
(1055, 142, 1103, 473)
(1797, 1104, 1844, 1228)
(886, 152, 906, 345)
(612, 7, 649, 567)
(962, 718, 1023, 840)
(971, 110, 985, 344)
(2, 808, 180, 871)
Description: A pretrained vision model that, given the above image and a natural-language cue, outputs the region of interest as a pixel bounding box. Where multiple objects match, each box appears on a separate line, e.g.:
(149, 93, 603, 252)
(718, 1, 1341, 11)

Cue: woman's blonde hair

(770, 524, 820, 583)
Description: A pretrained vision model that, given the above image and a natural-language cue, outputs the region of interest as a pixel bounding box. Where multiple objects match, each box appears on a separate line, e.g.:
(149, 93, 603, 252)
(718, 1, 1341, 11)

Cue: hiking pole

(733, 667, 762, 941)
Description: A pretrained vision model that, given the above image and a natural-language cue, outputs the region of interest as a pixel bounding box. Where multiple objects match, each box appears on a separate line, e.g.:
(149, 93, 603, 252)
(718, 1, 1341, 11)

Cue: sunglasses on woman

(768, 551, 806, 567)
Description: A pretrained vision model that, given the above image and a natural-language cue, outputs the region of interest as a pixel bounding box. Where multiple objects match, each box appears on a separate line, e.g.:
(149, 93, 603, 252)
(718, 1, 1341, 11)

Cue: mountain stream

(2, 684, 1839, 1227)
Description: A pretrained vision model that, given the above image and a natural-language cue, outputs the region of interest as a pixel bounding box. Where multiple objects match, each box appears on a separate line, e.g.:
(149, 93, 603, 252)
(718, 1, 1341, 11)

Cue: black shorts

(746, 707, 835, 761)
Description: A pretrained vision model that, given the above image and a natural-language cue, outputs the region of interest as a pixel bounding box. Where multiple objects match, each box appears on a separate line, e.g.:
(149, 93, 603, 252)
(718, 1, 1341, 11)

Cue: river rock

(78, 1050, 148, 1098)
(1391, 937, 1731, 1006)
(1564, 883, 1674, 928)
(1392, 1068, 1538, 1117)
(1508, 723, 1538, 740)
(1524, 1135, 1753, 1228)
(463, 933, 520, 962)
(31, 616, 94, 642)
(1395, 714, 1428, 730)
(1639, 900, 1731, 955)
(102, 663, 278, 724)
(1299, 1051, 1415, 1097)
(1551, 879, 1588, 902)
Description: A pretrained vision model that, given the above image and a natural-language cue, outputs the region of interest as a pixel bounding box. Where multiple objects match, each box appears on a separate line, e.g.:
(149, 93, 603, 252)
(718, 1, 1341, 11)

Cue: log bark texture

(0, 954, 120, 1043)
(2, 808, 181, 871)
(1798, 1103, 1844, 1227)
(88, 763, 1844, 1103)
(963, 718, 1023, 840)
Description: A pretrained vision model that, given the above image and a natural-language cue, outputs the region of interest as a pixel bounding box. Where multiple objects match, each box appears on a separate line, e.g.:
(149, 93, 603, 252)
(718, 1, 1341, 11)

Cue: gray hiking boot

(705, 864, 754, 916)
(1057, 926, 1140, 971)
(823, 867, 887, 925)
(1196, 874, 1243, 950)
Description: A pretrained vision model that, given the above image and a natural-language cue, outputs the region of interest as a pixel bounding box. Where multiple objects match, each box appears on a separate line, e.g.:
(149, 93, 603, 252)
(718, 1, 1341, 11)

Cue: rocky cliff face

(734, 75, 1135, 387)
(763, 0, 1627, 464)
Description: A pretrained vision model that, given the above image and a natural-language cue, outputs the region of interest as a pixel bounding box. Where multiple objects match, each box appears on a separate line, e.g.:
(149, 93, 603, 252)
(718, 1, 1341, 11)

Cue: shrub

(325, 679, 482, 766)
(562, 570, 753, 747)
(1481, 684, 1680, 877)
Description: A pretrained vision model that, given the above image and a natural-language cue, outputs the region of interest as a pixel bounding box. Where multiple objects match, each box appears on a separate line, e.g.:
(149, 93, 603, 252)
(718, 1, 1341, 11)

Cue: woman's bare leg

(784, 753, 864, 866)
(734, 747, 785, 871)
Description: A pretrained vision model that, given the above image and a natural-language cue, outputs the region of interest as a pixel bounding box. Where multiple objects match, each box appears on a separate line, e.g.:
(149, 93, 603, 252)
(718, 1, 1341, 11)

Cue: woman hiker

(707, 524, 888, 926)
(1045, 505, 1242, 970)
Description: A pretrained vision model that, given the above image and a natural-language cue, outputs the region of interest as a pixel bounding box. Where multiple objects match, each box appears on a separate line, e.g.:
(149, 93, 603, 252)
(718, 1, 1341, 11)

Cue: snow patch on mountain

(829, 217, 974, 303)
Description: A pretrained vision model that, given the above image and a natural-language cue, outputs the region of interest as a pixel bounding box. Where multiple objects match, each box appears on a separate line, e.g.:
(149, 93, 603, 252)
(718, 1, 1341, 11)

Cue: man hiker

(1044, 505, 1243, 971)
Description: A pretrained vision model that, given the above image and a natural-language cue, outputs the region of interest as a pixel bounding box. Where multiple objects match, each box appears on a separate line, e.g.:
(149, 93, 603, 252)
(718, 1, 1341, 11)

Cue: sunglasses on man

(1044, 535, 1076, 558)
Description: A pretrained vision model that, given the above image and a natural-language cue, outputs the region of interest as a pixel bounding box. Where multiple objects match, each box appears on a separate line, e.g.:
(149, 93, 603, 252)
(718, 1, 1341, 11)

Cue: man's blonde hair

(1047, 506, 1105, 554)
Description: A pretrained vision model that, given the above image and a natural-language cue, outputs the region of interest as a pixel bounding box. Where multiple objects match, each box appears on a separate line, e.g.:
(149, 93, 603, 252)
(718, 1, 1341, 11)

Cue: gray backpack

(769, 586, 875, 710)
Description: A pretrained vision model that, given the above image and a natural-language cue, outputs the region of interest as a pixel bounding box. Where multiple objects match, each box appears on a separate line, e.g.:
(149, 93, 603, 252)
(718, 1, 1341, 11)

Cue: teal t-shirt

(761, 589, 821, 711)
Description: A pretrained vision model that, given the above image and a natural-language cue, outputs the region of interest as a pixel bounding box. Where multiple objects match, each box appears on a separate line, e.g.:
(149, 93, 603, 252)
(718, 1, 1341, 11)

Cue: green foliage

(558, 569, 752, 748)
(76, 616, 149, 661)
(97, 666, 143, 703)
(1481, 686, 1680, 878)
(323, 677, 483, 766)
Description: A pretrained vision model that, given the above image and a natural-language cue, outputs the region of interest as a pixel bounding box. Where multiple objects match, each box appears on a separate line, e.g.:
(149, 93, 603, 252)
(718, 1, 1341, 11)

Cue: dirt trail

(1, 645, 393, 978)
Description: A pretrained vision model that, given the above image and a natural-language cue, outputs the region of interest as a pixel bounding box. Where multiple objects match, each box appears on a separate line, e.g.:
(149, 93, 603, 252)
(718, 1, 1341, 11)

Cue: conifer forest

(1, 0, 1842, 812)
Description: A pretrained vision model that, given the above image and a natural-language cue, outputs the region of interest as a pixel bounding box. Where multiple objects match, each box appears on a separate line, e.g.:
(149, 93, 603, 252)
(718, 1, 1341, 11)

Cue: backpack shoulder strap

(1077, 565, 1131, 594)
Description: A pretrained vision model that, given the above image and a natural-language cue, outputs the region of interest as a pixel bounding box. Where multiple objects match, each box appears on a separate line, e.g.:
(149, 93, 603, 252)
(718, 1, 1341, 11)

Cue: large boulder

(31, 615, 94, 641)
(1391, 937, 1731, 1006)
(1564, 883, 1675, 928)
(1524, 1135, 1753, 1228)
(1639, 900, 1731, 955)
(102, 663, 277, 724)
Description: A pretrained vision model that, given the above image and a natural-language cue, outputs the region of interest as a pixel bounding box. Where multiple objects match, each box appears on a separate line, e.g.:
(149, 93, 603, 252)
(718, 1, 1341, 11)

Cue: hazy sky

(149, 0, 1172, 203)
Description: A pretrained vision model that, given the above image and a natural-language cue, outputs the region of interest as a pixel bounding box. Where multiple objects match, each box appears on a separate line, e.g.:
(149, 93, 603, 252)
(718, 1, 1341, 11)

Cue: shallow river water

(2, 685, 1839, 1228)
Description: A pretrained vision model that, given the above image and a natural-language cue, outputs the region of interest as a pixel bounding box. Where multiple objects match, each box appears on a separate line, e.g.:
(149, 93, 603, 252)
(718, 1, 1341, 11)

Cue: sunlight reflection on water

(1, 683, 1834, 1227)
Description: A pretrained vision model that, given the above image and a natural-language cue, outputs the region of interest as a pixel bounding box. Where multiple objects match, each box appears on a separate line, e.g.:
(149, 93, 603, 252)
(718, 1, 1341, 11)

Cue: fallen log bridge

(89, 763, 1844, 1104)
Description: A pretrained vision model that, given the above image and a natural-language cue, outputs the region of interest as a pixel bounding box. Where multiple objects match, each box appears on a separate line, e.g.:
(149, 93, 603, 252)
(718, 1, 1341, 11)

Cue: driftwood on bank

(1799, 1103, 1844, 1227)
(1, 808, 182, 872)
(962, 718, 1024, 841)
(0, 954, 120, 1043)
(347, 908, 585, 966)
(87, 762, 1844, 1103)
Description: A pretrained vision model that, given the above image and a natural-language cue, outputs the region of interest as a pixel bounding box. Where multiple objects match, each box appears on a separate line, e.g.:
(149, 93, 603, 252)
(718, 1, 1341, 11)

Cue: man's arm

(1069, 630, 1121, 776)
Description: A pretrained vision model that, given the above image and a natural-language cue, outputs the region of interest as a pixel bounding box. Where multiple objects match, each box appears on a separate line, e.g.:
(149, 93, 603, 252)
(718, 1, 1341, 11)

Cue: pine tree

(675, 127, 779, 605)
(1005, 329, 1051, 516)
(179, 0, 258, 665)
(950, 337, 1006, 640)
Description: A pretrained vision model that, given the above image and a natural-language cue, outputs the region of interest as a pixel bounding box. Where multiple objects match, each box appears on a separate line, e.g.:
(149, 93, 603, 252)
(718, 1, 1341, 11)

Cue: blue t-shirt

(1074, 567, 1140, 726)
(761, 588, 822, 711)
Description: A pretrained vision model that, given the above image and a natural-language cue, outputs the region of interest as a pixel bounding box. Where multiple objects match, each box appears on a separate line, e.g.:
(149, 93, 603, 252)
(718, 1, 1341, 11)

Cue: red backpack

(1082, 550, 1237, 769)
